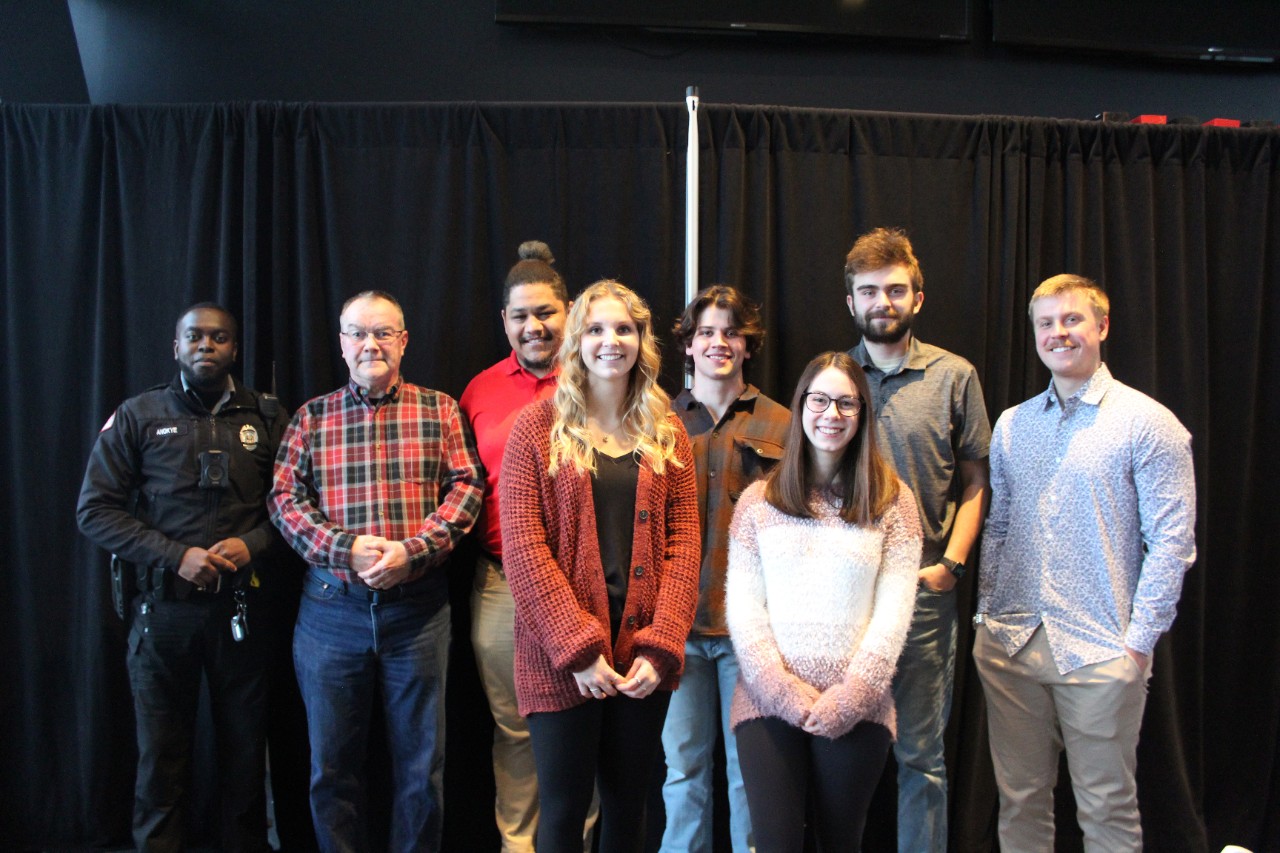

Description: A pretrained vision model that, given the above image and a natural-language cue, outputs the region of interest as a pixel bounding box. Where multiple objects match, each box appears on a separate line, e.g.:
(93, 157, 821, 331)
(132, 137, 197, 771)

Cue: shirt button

(709, 470, 717, 479)
(712, 430, 720, 437)
(626, 615, 636, 627)
(638, 510, 649, 522)
(634, 566, 645, 578)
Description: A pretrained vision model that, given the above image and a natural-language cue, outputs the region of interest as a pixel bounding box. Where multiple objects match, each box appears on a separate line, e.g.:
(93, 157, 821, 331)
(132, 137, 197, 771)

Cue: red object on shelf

(1203, 118, 1242, 127)
(1131, 115, 1168, 124)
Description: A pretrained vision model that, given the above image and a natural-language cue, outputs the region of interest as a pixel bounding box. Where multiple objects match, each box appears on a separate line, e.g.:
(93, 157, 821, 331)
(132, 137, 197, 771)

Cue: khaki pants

(973, 624, 1150, 853)
(472, 555, 598, 852)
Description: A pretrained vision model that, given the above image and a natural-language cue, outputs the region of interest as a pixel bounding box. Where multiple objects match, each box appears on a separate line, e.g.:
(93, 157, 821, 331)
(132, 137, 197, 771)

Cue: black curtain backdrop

(2, 102, 1276, 852)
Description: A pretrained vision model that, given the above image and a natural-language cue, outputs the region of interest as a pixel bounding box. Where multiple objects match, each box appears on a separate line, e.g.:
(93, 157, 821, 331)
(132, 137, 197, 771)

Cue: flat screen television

(992, 0, 1279, 65)
(495, 0, 971, 43)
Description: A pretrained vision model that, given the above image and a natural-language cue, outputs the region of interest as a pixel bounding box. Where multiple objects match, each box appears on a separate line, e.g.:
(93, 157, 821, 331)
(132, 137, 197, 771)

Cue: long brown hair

(764, 351, 899, 524)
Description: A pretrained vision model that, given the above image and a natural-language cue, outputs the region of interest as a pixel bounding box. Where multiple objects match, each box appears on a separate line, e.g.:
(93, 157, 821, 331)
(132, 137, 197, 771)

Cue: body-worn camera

(199, 449, 229, 489)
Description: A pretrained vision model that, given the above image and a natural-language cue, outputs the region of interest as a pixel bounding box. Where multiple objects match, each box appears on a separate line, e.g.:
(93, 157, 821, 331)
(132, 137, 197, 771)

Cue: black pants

(526, 692, 671, 853)
(735, 716, 891, 853)
(127, 593, 271, 853)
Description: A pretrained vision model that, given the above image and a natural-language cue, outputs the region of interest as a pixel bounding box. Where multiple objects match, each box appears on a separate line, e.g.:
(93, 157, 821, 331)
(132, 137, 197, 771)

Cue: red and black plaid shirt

(270, 380, 484, 583)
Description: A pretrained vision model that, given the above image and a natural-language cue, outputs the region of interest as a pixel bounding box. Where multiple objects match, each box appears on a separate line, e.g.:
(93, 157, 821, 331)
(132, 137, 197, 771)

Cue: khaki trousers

(472, 555, 598, 852)
(973, 624, 1150, 853)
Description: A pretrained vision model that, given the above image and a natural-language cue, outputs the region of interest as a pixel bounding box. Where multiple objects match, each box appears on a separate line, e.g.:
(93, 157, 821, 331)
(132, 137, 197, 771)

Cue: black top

(591, 449, 639, 640)
(76, 375, 288, 575)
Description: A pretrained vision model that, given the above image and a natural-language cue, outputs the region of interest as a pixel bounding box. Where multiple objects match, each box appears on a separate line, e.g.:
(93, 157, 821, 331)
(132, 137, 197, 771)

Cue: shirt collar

(181, 373, 235, 413)
(1042, 362, 1114, 410)
(676, 383, 761, 411)
(348, 378, 401, 407)
(850, 335, 927, 375)
(503, 349, 560, 383)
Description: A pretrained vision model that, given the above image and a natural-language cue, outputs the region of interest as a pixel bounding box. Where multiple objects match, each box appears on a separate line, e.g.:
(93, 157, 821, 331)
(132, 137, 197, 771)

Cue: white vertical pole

(684, 86, 700, 389)
(685, 86, 700, 304)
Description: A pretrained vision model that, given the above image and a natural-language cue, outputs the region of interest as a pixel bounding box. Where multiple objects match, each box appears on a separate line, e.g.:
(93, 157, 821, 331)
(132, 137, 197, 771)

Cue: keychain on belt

(231, 589, 249, 642)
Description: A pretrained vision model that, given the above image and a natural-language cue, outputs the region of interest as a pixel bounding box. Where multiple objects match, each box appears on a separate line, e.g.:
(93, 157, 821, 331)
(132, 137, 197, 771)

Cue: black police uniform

(77, 375, 287, 853)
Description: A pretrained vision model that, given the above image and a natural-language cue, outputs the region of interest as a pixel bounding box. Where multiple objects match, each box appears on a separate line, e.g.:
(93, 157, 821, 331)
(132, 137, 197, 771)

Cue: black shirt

(591, 449, 639, 639)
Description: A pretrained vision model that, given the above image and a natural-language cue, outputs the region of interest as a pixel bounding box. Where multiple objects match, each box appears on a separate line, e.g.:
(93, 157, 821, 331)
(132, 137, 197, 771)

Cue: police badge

(239, 424, 259, 451)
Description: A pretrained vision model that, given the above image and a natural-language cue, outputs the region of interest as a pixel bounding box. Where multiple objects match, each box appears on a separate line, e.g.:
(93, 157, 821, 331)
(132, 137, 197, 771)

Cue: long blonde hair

(548, 280, 682, 476)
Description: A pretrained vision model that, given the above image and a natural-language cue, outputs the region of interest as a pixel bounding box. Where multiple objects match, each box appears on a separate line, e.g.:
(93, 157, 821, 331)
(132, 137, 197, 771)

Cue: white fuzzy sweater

(725, 479, 921, 739)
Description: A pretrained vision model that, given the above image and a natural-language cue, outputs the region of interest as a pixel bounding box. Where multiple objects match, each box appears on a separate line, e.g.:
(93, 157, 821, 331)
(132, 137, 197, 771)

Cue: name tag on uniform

(152, 422, 189, 438)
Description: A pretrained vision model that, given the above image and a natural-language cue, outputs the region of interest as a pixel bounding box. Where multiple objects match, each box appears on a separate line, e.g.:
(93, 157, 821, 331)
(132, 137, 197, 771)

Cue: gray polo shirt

(849, 337, 991, 567)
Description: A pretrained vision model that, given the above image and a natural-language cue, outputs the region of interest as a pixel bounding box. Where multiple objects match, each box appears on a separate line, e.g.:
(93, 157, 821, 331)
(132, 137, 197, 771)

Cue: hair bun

(518, 240, 555, 265)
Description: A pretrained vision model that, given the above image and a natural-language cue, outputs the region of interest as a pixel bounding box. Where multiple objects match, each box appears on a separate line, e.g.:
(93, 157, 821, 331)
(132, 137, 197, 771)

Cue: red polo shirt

(459, 351, 559, 559)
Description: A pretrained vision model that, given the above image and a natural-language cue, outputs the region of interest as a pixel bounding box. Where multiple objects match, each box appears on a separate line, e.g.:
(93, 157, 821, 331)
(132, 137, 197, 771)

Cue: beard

(516, 337, 558, 373)
(518, 351, 556, 373)
(856, 309, 915, 345)
(178, 359, 231, 392)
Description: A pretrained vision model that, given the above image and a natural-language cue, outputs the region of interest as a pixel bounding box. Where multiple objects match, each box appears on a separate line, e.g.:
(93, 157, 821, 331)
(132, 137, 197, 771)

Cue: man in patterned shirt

(270, 290, 484, 852)
(974, 274, 1197, 853)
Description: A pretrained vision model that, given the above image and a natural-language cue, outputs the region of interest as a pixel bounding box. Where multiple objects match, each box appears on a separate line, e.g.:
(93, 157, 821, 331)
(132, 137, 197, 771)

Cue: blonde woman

(500, 279, 700, 853)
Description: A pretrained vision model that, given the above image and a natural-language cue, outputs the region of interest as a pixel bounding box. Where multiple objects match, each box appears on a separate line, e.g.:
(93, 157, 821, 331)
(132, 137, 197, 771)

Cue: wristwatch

(940, 556, 966, 579)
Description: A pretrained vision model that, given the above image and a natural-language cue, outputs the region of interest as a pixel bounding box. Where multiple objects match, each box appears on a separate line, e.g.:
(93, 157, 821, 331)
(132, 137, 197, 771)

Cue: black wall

(3, 0, 1277, 123)
(0, 0, 88, 102)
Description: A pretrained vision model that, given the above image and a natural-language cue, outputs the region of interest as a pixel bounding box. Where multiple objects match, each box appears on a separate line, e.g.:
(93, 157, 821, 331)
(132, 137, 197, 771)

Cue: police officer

(78, 302, 287, 853)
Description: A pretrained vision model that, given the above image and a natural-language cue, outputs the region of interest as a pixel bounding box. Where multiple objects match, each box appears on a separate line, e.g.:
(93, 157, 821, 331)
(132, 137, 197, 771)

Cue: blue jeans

(659, 635, 753, 853)
(891, 586, 957, 853)
(293, 572, 450, 853)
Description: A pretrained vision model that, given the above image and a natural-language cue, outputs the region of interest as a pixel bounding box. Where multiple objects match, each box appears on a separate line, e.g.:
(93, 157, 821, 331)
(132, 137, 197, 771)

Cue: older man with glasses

(270, 290, 484, 852)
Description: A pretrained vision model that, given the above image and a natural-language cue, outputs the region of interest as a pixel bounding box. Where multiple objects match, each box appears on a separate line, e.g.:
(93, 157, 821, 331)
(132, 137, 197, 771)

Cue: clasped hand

(352, 534, 413, 589)
(178, 537, 249, 589)
(574, 654, 660, 700)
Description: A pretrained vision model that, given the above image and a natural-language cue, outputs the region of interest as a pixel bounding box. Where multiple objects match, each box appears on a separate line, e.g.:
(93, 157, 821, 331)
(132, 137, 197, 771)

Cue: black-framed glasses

(803, 392, 862, 416)
(341, 327, 405, 344)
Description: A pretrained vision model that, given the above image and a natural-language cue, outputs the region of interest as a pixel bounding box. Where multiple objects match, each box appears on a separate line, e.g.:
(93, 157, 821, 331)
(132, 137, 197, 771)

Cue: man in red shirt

(460, 241, 594, 852)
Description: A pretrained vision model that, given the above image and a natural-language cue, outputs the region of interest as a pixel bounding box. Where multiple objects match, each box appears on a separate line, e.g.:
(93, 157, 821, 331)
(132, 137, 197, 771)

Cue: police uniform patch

(239, 424, 259, 451)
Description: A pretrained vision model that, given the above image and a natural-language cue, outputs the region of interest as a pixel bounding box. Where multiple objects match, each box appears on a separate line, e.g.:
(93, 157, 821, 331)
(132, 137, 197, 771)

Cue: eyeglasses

(803, 392, 863, 416)
(342, 327, 404, 344)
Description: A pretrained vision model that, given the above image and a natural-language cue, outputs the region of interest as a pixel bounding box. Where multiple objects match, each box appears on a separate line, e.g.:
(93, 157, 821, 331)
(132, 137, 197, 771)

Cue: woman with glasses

(500, 279, 700, 853)
(725, 351, 922, 852)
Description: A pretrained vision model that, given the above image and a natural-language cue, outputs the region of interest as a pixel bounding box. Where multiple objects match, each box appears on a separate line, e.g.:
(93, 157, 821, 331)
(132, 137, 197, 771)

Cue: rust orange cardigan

(500, 400, 701, 715)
